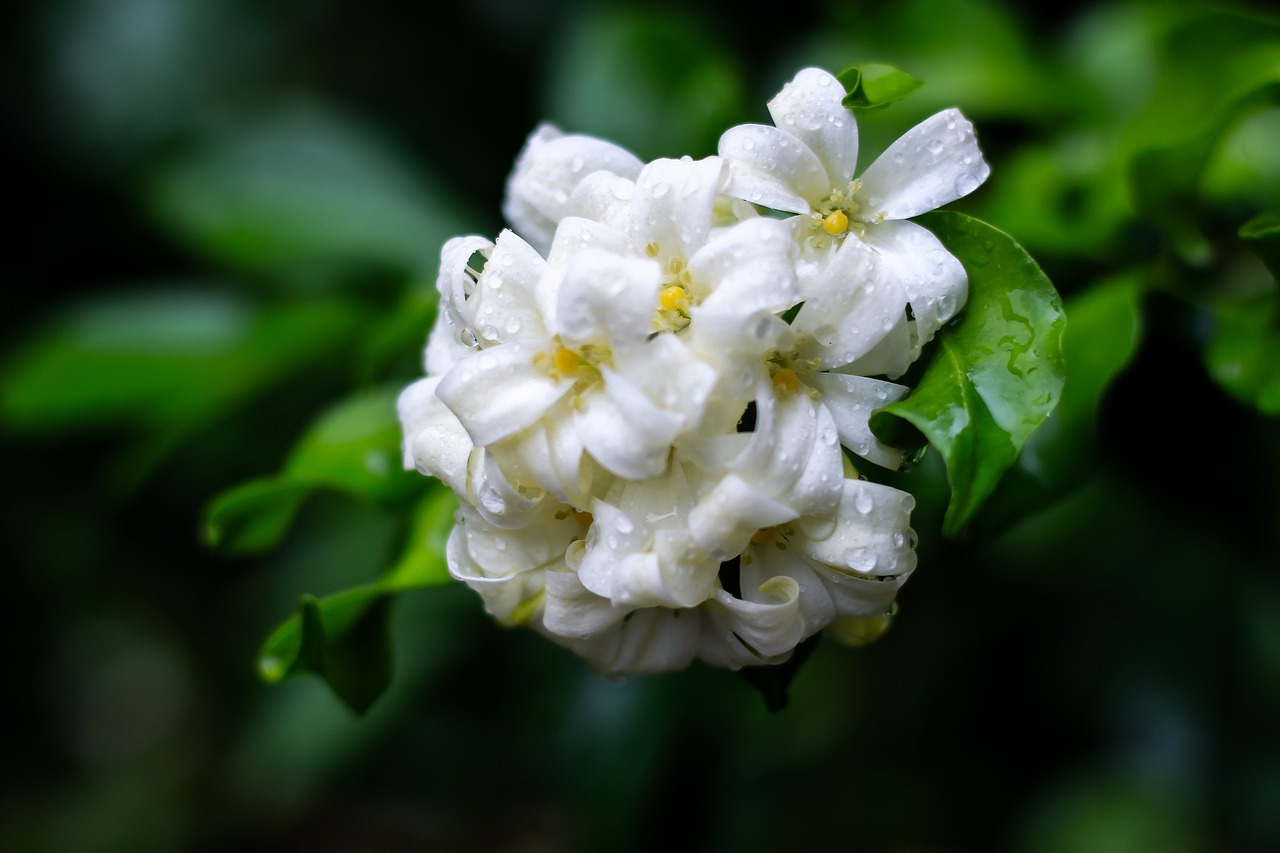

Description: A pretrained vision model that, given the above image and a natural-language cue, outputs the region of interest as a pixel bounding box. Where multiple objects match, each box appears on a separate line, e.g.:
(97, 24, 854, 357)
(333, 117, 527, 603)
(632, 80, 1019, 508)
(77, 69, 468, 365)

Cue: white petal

(576, 367, 682, 480)
(489, 409, 590, 506)
(436, 235, 492, 318)
(469, 450, 546, 530)
(766, 67, 858, 190)
(464, 229, 549, 348)
(561, 607, 700, 676)
(628, 156, 726, 258)
(688, 473, 797, 559)
(435, 341, 574, 447)
(698, 578, 806, 669)
(718, 124, 829, 213)
(791, 238, 913, 373)
(855, 109, 990, 220)
(503, 124, 644, 254)
(859, 219, 968, 344)
(690, 217, 800, 316)
(741, 546, 836, 633)
(423, 308, 474, 375)
(398, 377, 475, 495)
(554, 249, 660, 353)
(541, 562, 628, 638)
(806, 373, 908, 469)
(789, 479, 918, 618)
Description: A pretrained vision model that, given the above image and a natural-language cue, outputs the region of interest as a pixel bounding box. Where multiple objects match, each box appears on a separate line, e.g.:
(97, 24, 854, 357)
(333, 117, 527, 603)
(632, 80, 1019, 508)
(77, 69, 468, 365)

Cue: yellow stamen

(772, 367, 800, 393)
(572, 510, 593, 526)
(823, 210, 850, 236)
(660, 285, 687, 312)
(750, 527, 776, 544)
(554, 346, 580, 375)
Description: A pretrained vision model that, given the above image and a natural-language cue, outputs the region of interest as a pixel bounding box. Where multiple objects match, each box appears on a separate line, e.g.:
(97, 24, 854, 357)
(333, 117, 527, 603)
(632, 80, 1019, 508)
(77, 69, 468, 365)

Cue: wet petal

(766, 67, 858, 190)
(718, 123, 829, 213)
(856, 109, 990, 220)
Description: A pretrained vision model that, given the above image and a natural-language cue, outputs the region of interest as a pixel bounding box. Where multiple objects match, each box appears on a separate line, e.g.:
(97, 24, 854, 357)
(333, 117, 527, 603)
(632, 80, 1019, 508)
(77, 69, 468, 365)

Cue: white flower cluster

(400, 67, 989, 676)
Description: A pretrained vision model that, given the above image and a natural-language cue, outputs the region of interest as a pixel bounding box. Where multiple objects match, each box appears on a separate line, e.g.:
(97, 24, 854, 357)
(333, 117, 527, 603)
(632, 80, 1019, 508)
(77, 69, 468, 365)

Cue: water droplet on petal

(926, 139, 944, 154)
(843, 547, 877, 572)
(854, 490, 874, 514)
(954, 172, 980, 197)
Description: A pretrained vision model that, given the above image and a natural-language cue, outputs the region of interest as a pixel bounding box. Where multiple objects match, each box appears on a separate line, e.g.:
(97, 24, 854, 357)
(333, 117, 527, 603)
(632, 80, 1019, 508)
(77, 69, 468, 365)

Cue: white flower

(718, 66, 989, 376)
(503, 124, 644, 255)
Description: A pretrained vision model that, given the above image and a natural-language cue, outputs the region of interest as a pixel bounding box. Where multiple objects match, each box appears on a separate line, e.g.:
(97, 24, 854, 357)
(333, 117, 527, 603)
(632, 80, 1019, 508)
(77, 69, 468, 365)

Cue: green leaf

(1241, 211, 1280, 281)
(203, 478, 312, 554)
(202, 385, 422, 554)
(1129, 82, 1280, 264)
(968, 277, 1143, 536)
(839, 63, 924, 110)
(256, 487, 457, 713)
(149, 107, 466, 279)
(1205, 291, 1280, 415)
(870, 212, 1066, 537)
(1, 289, 363, 432)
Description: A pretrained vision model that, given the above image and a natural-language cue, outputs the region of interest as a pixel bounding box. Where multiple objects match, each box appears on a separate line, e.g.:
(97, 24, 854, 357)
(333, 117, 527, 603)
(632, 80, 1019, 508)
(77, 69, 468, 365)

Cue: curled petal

(464, 229, 549, 348)
(559, 607, 700, 676)
(555, 249, 660, 353)
(699, 578, 807, 669)
(691, 217, 801, 316)
(398, 376, 474, 495)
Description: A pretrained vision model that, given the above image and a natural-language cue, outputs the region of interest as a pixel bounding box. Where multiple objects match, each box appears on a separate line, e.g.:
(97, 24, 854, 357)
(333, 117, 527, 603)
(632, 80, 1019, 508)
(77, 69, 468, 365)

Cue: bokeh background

(3, 0, 1279, 850)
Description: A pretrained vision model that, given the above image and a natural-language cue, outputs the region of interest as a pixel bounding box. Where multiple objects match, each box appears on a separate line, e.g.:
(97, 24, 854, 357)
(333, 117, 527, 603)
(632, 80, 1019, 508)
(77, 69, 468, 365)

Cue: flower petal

(503, 124, 644, 254)
(766, 67, 858, 190)
(859, 219, 968, 345)
(690, 217, 801, 316)
(698, 578, 806, 669)
(398, 376, 474, 494)
(855, 109, 990, 220)
(554, 249, 660, 353)
(629, 156, 726, 258)
(806, 373, 909, 469)
(575, 367, 683, 480)
(436, 341, 575, 447)
(718, 124, 829, 213)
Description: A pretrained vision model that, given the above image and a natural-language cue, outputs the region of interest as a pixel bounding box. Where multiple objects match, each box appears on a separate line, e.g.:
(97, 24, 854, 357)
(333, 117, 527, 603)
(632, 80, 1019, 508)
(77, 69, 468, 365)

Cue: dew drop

(953, 172, 980, 196)
(926, 138, 944, 154)
(854, 490, 875, 514)
(843, 547, 877, 572)
(615, 516, 634, 534)
(504, 317, 522, 335)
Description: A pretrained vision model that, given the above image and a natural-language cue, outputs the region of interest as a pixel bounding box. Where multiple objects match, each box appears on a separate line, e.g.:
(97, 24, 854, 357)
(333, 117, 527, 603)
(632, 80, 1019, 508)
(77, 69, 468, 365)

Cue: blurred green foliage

(3, 0, 1278, 851)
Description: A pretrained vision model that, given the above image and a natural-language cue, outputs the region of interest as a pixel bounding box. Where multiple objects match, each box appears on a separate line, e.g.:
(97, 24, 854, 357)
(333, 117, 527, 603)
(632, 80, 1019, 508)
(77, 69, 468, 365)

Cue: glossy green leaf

(149, 107, 463, 278)
(202, 386, 422, 554)
(839, 63, 924, 109)
(1241, 211, 1280, 281)
(257, 487, 457, 713)
(1205, 292, 1280, 415)
(969, 276, 1143, 536)
(870, 212, 1066, 537)
(1, 289, 362, 431)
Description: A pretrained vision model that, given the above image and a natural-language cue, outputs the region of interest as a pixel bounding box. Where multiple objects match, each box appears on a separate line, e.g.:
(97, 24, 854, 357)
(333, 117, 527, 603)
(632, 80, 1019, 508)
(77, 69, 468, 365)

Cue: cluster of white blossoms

(399, 67, 989, 676)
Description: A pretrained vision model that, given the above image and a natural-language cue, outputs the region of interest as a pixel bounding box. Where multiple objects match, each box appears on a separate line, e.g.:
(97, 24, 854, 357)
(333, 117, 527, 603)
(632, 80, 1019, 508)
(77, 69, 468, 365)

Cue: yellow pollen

(751, 528, 776, 544)
(660, 285, 687, 311)
(772, 367, 800, 393)
(823, 210, 850, 236)
(554, 346, 580, 374)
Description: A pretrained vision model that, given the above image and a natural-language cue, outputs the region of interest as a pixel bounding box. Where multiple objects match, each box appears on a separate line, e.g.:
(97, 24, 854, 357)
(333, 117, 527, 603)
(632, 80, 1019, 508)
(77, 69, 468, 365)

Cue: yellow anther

(823, 209, 850, 236)
(659, 285, 687, 312)
(554, 346, 581, 375)
(572, 510, 593, 526)
(750, 527, 776, 544)
(772, 367, 800, 393)
(645, 242, 661, 257)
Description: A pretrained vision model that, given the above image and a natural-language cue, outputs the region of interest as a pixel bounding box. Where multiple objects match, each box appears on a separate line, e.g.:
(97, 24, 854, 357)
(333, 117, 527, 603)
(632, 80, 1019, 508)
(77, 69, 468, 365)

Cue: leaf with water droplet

(837, 63, 924, 110)
(870, 212, 1066, 537)
(256, 486, 456, 713)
